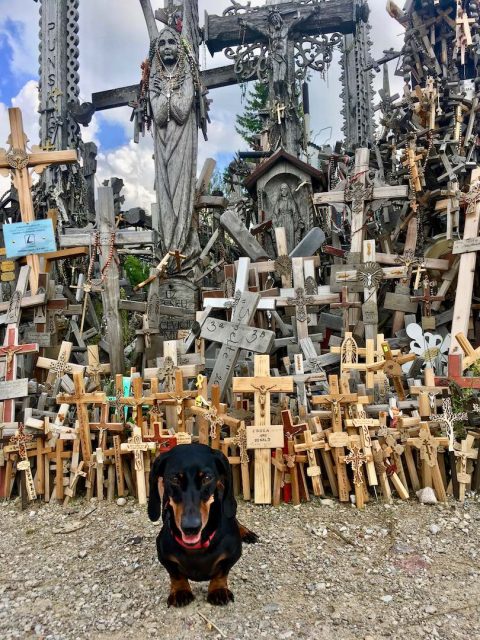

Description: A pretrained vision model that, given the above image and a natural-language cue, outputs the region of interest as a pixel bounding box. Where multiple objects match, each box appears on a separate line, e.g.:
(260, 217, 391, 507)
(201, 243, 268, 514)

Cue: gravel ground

(1, 497, 479, 640)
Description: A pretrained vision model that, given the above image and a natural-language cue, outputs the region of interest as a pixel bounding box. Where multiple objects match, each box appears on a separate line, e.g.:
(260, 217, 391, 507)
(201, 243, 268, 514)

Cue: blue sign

(3, 219, 57, 258)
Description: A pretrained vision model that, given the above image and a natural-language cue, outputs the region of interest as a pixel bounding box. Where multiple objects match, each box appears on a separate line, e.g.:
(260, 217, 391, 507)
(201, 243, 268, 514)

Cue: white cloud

(0, 79, 40, 198)
(96, 137, 156, 212)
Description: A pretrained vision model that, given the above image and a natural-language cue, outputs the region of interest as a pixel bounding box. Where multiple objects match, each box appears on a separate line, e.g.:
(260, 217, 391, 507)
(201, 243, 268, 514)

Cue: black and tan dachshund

(148, 443, 258, 607)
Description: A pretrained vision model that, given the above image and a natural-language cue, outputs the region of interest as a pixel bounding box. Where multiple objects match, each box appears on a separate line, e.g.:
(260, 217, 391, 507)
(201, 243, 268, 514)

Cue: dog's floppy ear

(148, 452, 171, 522)
(212, 449, 237, 519)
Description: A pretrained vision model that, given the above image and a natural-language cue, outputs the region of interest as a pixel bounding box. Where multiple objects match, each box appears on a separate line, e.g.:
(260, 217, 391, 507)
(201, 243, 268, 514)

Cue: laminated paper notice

(3, 219, 56, 258)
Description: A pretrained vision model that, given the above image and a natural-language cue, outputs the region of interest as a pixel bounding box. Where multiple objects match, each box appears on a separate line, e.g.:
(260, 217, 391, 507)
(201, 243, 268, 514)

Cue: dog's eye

(201, 475, 212, 485)
(170, 475, 181, 485)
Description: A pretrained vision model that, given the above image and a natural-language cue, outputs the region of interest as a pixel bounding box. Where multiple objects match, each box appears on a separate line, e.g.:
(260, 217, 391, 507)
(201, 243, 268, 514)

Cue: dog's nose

(181, 514, 202, 535)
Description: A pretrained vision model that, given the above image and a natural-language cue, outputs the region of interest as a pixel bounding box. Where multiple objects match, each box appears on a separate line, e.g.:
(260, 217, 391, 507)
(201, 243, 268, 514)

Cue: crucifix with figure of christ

(0, 108, 77, 293)
(233, 355, 293, 505)
(311, 375, 368, 502)
(92, 1, 365, 159)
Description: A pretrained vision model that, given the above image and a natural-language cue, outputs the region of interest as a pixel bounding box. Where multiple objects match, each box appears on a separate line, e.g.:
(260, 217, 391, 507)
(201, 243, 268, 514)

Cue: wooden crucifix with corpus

(233, 355, 293, 505)
(0, 108, 77, 292)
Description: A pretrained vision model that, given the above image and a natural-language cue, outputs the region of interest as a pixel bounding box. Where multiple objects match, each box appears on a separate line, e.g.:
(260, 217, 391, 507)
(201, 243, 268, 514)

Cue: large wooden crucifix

(233, 355, 293, 504)
(204, 0, 368, 154)
(0, 108, 77, 292)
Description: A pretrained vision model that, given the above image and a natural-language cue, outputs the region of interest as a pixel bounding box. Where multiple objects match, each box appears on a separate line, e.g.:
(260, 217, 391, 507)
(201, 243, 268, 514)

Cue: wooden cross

(335, 259, 407, 289)
(90, 403, 124, 449)
(407, 422, 449, 502)
(233, 355, 293, 504)
(345, 404, 379, 488)
(449, 170, 480, 355)
(0, 108, 77, 292)
(121, 426, 156, 505)
(190, 384, 239, 449)
(279, 409, 308, 503)
(0, 326, 38, 428)
(402, 137, 424, 193)
(64, 461, 87, 506)
(37, 341, 85, 392)
(410, 276, 444, 328)
(454, 332, 480, 371)
(367, 342, 415, 400)
(154, 370, 197, 432)
(208, 290, 265, 400)
(329, 285, 362, 335)
(8, 423, 36, 501)
(222, 421, 251, 501)
(277, 258, 339, 341)
(454, 435, 478, 503)
(198, 310, 275, 401)
(57, 372, 106, 465)
(293, 428, 325, 497)
(455, 0, 474, 65)
(133, 250, 186, 291)
(0, 265, 30, 327)
(118, 375, 157, 433)
(311, 375, 367, 501)
(340, 438, 371, 509)
(86, 345, 111, 390)
(330, 333, 394, 390)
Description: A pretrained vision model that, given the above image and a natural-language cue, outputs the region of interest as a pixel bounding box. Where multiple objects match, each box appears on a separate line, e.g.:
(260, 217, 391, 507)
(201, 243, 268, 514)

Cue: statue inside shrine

(273, 182, 304, 252)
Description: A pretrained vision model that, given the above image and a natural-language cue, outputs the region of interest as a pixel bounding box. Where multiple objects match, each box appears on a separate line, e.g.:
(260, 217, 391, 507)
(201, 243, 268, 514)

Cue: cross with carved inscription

(311, 375, 368, 502)
(345, 404, 379, 488)
(121, 425, 156, 506)
(0, 326, 38, 427)
(37, 341, 85, 392)
(86, 345, 111, 390)
(407, 422, 449, 502)
(340, 440, 371, 509)
(8, 423, 37, 501)
(454, 435, 478, 503)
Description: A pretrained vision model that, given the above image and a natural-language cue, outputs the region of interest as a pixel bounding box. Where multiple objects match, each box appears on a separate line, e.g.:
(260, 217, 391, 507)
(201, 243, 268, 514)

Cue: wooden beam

(204, 1, 361, 55)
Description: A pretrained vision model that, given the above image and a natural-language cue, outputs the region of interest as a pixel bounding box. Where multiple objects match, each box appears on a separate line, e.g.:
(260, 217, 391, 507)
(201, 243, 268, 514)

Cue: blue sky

(0, 19, 35, 104)
(0, 1, 404, 209)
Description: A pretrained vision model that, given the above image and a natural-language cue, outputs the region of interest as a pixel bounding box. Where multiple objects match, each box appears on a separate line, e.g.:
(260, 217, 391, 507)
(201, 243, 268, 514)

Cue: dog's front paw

(242, 529, 259, 544)
(168, 589, 195, 608)
(207, 588, 234, 606)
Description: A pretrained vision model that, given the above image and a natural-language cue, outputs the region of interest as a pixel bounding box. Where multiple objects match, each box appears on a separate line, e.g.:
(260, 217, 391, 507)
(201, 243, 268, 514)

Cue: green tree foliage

(124, 255, 150, 287)
(235, 82, 269, 147)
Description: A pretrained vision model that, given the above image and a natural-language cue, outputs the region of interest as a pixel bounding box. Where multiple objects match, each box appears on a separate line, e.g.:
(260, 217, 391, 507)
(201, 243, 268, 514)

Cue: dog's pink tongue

(181, 532, 201, 545)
